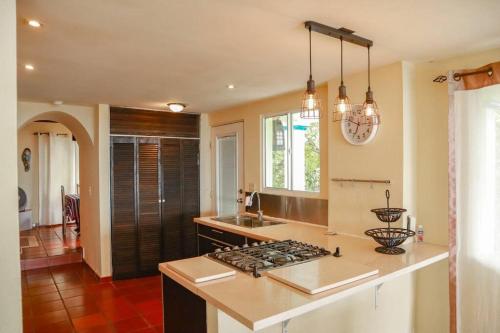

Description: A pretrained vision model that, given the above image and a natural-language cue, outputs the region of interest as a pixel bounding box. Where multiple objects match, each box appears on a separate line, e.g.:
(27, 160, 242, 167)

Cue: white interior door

(211, 122, 244, 216)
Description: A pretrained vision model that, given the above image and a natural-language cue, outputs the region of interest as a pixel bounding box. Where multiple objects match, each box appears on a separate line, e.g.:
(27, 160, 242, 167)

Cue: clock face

(340, 106, 379, 145)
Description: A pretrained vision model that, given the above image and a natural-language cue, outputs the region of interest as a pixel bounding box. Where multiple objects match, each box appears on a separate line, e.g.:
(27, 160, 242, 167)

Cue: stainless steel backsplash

(245, 192, 328, 226)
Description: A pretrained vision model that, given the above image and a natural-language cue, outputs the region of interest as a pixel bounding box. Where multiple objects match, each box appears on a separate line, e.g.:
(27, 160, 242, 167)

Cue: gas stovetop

(207, 240, 331, 277)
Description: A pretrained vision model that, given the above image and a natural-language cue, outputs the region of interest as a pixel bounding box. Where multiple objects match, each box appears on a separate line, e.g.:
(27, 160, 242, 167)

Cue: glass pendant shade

(300, 78, 321, 119)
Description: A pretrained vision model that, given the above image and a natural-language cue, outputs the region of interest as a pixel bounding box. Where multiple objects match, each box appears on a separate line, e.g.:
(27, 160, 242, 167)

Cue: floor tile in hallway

(22, 263, 163, 333)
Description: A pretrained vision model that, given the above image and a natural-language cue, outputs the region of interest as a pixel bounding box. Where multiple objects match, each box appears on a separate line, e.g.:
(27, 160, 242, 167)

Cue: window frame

(260, 110, 321, 198)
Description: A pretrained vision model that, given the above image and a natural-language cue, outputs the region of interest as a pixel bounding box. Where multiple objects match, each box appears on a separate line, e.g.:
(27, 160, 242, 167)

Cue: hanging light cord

(309, 26, 312, 80)
(340, 37, 344, 85)
(367, 45, 371, 91)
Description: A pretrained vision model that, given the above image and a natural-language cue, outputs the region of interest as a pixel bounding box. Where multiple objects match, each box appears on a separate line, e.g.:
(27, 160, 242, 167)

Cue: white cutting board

(165, 256, 235, 283)
(266, 256, 379, 294)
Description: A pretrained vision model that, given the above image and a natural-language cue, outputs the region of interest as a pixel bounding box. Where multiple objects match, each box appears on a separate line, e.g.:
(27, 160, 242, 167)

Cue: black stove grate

(207, 240, 331, 277)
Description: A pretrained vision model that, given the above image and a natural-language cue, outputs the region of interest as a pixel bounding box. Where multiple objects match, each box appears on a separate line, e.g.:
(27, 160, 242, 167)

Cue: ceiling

(17, 0, 500, 113)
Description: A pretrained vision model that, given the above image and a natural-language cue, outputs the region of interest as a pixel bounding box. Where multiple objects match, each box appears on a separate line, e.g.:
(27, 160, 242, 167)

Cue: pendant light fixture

(300, 26, 321, 119)
(361, 46, 380, 124)
(333, 37, 353, 122)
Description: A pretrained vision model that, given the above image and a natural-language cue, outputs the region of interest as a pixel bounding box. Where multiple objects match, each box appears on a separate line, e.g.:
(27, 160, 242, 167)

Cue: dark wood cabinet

(111, 136, 200, 280)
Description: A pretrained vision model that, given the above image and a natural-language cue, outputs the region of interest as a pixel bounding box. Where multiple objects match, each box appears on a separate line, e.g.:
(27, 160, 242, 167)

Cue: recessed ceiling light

(167, 103, 185, 112)
(27, 20, 42, 28)
(25, 64, 35, 71)
(227, 84, 235, 89)
(53, 101, 64, 106)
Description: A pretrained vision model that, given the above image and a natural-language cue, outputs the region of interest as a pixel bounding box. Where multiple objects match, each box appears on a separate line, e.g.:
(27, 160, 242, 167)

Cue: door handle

(211, 229, 224, 234)
(210, 242, 223, 248)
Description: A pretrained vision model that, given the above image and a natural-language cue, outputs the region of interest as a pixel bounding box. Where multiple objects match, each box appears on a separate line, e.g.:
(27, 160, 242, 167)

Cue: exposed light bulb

(25, 64, 35, 71)
(227, 84, 235, 89)
(337, 100, 346, 113)
(365, 104, 374, 116)
(306, 94, 315, 110)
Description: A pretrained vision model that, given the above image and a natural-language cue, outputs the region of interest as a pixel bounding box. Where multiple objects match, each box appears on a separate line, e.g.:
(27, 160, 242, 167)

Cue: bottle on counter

(416, 225, 424, 243)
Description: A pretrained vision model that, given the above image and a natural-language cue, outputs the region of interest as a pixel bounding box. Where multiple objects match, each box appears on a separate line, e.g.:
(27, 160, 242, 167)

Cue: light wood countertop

(159, 216, 448, 331)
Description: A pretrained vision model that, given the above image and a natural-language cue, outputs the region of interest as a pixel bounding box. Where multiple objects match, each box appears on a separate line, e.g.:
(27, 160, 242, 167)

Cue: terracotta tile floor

(21, 225, 83, 270)
(22, 263, 163, 333)
(21, 224, 80, 260)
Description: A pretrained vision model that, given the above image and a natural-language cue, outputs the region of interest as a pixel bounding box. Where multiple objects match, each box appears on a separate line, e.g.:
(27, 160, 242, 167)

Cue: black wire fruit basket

(365, 190, 415, 255)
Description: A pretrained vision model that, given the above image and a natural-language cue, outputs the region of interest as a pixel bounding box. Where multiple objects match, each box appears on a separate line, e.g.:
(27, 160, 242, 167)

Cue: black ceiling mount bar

(305, 21, 373, 47)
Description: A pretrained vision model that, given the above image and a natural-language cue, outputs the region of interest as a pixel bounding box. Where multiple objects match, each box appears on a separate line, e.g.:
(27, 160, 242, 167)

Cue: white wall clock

(340, 105, 379, 145)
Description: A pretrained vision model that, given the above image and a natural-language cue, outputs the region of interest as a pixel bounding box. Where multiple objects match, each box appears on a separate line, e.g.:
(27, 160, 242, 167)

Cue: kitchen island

(159, 216, 448, 333)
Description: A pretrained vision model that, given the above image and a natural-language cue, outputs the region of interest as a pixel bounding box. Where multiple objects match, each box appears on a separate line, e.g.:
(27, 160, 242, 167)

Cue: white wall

(17, 101, 112, 277)
(0, 1, 22, 332)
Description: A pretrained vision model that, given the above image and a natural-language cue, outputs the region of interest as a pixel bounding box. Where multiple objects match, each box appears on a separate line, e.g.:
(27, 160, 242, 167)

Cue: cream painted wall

(0, 1, 22, 332)
(17, 101, 112, 277)
(413, 48, 500, 333)
(17, 122, 74, 225)
(208, 85, 329, 200)
(328, 62, 406, 235)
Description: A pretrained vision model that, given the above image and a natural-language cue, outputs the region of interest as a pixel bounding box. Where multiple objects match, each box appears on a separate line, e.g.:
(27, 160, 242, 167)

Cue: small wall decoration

(22, 148, 31, 172)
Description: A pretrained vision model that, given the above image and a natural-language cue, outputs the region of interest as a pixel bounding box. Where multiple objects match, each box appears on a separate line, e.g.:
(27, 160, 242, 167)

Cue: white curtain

(37, 133, 78, 226)
(454, 84, 500, 332)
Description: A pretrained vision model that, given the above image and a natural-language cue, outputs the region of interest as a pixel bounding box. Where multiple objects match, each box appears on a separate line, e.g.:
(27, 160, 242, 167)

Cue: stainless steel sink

(212, 215, 285, 228)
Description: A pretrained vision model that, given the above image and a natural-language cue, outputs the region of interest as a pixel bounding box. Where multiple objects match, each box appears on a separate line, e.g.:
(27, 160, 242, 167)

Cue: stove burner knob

(259, 241, 267, 245)
(333, 246, 342, 257)
(251, 242, 259, 247)
(214, 248, 222, 253)
(242, 243, 249, 248)
(267, 240, 274, 243)
(232, 245, 240, 250)
(223, 247, 231, 252)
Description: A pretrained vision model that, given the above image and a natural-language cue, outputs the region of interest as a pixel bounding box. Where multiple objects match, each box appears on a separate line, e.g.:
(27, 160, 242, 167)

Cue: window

(263, 112, 320, 192)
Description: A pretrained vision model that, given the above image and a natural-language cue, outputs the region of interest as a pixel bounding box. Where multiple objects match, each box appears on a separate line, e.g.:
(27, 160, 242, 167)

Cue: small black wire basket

(365, 190, 415, 255)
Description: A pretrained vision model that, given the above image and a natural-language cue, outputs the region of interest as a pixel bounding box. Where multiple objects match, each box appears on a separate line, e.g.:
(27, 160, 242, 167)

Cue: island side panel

(163, 274, 207, 333)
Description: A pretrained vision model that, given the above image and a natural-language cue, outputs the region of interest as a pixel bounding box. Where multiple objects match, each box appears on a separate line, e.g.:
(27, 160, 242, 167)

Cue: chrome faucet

(248, 191, 264, 221)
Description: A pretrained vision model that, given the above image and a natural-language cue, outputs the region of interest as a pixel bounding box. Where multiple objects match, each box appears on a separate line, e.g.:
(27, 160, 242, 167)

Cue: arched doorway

(18, 111, 94, 270)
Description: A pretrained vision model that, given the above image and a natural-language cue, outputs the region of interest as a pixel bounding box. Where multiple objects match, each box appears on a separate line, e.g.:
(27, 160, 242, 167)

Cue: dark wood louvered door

(137, 138, 162, 275)
(180, 140, 199, 258)
(160, 139, 183, 261)
(111, 136, 199, 279)
(160, 139, 199, 261)
(110, 137, 138, 280)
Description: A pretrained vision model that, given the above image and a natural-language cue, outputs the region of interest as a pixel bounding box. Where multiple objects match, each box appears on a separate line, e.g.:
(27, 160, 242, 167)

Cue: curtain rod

(33, 132, 69, 136)
(433, 67, 493, 83)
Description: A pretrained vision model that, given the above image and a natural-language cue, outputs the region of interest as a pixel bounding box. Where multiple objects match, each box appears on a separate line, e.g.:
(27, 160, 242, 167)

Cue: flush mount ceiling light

(167, 103, 185, 112)
(27, 19, 42, 28)
(300, 25, 322, 119)
(361, 46, 380, 124)
(25, 64, 35, 71)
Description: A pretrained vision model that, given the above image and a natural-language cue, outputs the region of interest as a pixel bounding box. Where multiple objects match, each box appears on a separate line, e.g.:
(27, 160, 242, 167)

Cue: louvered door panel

(181, 140, 200, 258)
(111, 138, 138, 279)
(137, 139, 161, 275)
(161, 139, 183, 261)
